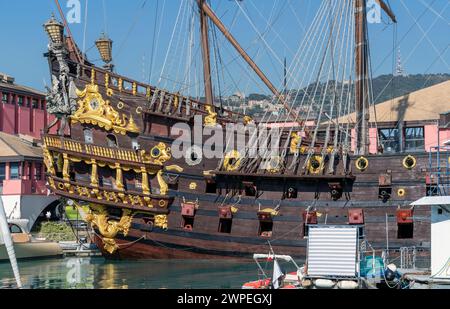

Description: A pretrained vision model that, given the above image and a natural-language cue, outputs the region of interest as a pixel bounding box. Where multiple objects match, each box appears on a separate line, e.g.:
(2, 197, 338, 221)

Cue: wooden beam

(376, 0, 397, 23)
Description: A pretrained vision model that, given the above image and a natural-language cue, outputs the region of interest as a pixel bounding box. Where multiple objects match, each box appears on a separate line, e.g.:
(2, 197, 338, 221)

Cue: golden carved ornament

(189, 182, 197, 190)
(204, 105, 217, 127)
(223, 150, 241, 172)
(85, 204, 133, 254)
(154, 215, 168, 230)
(307, 155, 324, 174)
(149, 142, 172, 165)
(243, 115, 253, 125)
(71, 83, 139, 135)
(290, 132, 302, 154)
(157, 165, 184, 195)
(260, 208, 279, 216)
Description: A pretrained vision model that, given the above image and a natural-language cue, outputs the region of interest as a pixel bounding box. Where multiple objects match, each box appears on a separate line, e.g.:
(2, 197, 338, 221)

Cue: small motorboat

(242, 253, 305, 289)
(0, 219, 63, 261)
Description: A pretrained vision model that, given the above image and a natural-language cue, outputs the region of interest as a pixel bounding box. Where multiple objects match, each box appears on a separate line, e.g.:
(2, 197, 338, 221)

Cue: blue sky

(0, 0, 448, 95)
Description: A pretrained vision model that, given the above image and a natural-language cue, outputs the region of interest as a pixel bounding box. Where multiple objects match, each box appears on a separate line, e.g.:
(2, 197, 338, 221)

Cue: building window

(26, 97, 31, 107)
(2, 93, 7, 104)
(32, 99, 38, 109)
(10, 163, 20, 180)
(83, 128, 93, 144)
(379, 128, 400, 153)
(18, 96, 24, 106)
(106, 134, 118, 148)
(0, 163, 5, 182)
(405, 127, 424, 152)
(35, 163, 42, 180)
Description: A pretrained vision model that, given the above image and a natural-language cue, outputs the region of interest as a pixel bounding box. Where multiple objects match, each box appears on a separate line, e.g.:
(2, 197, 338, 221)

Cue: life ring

(402, 155, 416, 170)
(185, 145, 202, 166)
(398, 188, 406, 197)
(223, 150, 241, 171)
(355, 156, 369, 171)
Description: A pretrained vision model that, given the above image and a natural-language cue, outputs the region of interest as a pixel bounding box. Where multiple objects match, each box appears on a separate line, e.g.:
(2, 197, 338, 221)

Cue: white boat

(242, 253, 305, 289)
(0, 219, 62, 261)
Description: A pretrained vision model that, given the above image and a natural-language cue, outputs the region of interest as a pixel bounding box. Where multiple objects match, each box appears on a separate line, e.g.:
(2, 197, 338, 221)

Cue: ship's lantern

(95, 33, 113, 64)
(44, 14, 64, 45)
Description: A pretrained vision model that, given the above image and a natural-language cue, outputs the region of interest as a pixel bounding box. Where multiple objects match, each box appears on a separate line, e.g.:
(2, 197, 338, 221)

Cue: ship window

(2, 93, 8, 103)
(286, 187, 298, 199)
(182, 217, 194, 231)
(83, 128, 93, 144)
(244, 182, 256, 197)
(218, 219, 232, 234)
(397, 223, 414, 239)
(0, 163, 5, 182)
(259, 221, 273, 238)
(106, 134, 118, 148)
(206, 181, 216, 193)
(379, 128, 400, 153)
(10, 162, 20, 180)
(405, 127, 424, 152)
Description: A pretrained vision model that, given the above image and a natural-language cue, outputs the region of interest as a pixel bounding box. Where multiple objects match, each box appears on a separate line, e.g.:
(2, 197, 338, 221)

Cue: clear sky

(0, 0, 448, 95)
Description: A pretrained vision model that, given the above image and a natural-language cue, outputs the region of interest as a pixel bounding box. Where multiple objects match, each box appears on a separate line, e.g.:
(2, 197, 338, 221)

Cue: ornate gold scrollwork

(42, 146, 56, 189)
(260, 208, 279, 216)
(243, 115, 253, 125)
(307, 155, 324, 174)
(149, 142, 172, 165)
(157, 165, 183, 195)
(204, 105, 217, 127)
(71, 83, 139, 135)
(85, 204, 133, 254)
(154, 215, 168, 230)
(223, 150, 241, 172)
(402, 155, 416, 170)
(355, 156, 369, 171)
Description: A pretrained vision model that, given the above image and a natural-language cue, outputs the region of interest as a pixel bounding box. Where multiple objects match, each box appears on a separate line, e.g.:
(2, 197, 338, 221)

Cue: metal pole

(0, 199, 22, 288)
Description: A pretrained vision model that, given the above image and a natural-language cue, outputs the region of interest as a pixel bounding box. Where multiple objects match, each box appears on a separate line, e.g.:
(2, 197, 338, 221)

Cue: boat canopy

(410, 196, 450, 207)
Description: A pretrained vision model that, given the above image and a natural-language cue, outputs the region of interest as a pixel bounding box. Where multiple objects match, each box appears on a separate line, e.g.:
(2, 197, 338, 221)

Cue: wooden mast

(354, 0, 397, 155)
(354, 0, 370, 155)
(198, 0, 214, 107)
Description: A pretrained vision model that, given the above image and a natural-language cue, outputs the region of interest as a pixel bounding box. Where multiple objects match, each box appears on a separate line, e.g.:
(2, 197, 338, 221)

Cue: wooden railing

(43, 134, 161, 167)
(73, 62, 247, 120)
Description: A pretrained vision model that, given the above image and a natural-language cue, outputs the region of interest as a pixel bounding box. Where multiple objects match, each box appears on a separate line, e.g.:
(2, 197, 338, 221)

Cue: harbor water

(0, 258, 274, 289)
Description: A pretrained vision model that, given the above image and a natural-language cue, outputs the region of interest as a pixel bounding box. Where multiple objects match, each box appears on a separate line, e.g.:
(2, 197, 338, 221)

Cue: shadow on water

(0, 257, 281, 289)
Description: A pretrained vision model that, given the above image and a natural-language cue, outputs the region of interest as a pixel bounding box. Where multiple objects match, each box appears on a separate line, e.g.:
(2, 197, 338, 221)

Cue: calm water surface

(0, 257, 278, 289)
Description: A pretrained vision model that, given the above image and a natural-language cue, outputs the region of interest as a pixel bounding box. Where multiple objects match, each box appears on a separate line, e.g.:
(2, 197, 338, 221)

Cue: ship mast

(198, 0, 214, 107)
(354, 0, 370, 155)
(354, 0, 396, 155)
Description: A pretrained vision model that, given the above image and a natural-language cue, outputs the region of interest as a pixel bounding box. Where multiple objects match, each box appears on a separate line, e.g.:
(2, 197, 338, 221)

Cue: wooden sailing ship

(41, 0, 441, 259)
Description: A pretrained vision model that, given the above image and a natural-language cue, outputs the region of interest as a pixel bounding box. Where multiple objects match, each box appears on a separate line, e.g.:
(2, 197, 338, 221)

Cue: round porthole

(355, 156, 369, 171)
(402, 155, 416, 170)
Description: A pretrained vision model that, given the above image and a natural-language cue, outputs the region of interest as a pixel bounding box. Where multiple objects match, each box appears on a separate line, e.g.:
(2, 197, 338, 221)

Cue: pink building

(0, 73, 58, 231)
